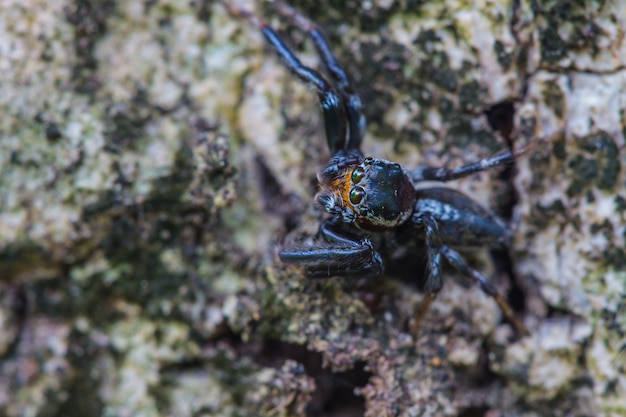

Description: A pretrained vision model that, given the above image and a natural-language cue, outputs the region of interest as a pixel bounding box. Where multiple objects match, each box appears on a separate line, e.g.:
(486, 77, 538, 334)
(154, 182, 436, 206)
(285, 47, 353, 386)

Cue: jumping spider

(228, 2, 543, 336)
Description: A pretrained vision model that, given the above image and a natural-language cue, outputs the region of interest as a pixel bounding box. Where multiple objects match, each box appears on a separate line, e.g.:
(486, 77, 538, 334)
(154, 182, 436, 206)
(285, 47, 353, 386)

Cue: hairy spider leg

(409, 132, 560, 183)
(410, 213, 443, 334)
(411, 213, 529, 335)
(261, 28, 350, 155)
(224, 3, 348, 154)
(280, 219, 383, 278)
(274, 2, 366, 152)
(441, 247, 530, 335)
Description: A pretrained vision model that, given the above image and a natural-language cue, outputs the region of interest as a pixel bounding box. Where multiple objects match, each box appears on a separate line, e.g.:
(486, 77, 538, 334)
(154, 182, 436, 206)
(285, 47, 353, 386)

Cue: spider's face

(317, 156, 416, 230)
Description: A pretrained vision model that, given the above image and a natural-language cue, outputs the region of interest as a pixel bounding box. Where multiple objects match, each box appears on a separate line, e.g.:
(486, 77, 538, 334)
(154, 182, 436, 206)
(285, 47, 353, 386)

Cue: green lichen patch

(2, 0, 625, 416)
(542, 80, 566, 119)
(538, 25, 568, 64)
(458, 80, 488, 114)
(566, 131, 621, 196)
(533, 0, 620, 70)
(352, 39, 408, 128)
(65, 0, 117, 94)
(493, 39, 513, 68)
(445, 117, 500, 152)
(614, 194, 626, 214)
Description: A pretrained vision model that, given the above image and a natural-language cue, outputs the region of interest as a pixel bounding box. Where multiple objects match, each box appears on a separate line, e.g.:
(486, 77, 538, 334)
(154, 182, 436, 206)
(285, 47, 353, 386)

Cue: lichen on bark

(0, 1, 624, 416)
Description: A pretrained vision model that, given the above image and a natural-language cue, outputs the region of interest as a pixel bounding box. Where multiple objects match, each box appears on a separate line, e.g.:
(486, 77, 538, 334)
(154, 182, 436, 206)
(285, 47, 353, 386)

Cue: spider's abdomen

(413, 187, 511, 247)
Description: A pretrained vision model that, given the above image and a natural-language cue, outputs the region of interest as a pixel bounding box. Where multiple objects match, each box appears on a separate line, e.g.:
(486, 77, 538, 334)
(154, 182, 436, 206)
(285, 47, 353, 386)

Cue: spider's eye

(349, 187, 365, 205)
(364, 157, 374, 165)
(351, 167, 365, 184)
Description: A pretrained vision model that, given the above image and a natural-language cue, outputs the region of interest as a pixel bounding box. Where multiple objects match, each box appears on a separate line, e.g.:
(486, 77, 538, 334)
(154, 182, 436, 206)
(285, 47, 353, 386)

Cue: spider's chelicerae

(228, 2, 545, 336)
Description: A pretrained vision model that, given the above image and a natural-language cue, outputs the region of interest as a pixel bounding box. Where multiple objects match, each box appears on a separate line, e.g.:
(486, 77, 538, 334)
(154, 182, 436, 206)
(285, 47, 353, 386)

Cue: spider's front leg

(225, 1, 364, 155)
(279, 219, 383, 278)
(273, 2, 365, 151)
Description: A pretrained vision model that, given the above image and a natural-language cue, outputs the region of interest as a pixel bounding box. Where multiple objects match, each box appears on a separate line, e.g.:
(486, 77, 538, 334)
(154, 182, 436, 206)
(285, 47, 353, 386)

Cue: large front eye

(349, 186, 365, 205)
(351, 167, 365, 184)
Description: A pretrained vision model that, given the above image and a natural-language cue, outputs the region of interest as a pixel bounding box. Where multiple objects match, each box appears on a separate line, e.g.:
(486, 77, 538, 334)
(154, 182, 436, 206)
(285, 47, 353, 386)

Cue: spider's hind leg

(410, 213, 529, 336)
(441, 246, 529, 336)
(410, 213, 444, 335)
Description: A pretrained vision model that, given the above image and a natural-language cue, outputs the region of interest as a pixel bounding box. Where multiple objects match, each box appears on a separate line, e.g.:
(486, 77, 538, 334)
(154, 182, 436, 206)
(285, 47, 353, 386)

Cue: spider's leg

(410, 149, 518, 183)
(410, 213, 444, 335)
(279, 242, 383, 278)
(304, 255, 383, 278)
(274, 2, 365, 152)
(224, 3, 348, 155)
(262, 28, 349, 155)
(279, 219, 383, 278)
(441, 246, 530, 335)
(409, 132, 560, 183)
(411, 213, 528, 335)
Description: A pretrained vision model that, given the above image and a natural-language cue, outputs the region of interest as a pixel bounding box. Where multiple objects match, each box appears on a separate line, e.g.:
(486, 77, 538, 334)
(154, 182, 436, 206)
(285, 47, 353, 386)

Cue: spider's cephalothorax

(316, 154, 416, 231)
(227, 2, 541, 335)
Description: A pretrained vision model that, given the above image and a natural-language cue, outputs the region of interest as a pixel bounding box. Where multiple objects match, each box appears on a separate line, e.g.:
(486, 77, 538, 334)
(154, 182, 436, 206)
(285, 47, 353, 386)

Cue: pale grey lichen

(1, 0, 624, 416)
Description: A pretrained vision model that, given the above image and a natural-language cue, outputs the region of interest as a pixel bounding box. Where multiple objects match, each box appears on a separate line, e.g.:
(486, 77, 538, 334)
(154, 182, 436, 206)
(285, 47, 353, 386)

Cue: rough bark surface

(0, 1, 624, 416)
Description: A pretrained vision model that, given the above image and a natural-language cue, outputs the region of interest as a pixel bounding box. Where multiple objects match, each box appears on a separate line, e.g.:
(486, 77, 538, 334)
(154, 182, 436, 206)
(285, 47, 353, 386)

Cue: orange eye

(349, 187, 365, 205)
(351, 167, 365, 184)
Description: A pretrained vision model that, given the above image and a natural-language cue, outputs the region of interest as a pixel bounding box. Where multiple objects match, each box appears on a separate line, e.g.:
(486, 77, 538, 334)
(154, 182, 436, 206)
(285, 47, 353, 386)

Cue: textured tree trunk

(0, 1, 624, 416)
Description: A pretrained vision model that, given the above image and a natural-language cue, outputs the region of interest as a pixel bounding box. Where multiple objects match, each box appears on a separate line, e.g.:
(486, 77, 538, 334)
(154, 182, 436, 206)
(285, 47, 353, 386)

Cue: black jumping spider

(227, 2, 546, 335)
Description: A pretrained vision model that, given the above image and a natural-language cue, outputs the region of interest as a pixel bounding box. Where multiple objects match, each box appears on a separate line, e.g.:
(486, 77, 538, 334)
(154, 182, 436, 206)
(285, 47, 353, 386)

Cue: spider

(227, 2, 541, 336)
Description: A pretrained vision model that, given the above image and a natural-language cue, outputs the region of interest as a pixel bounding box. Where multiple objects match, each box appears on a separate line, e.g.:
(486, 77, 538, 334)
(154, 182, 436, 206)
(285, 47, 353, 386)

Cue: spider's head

(316, 156, 416, 231)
